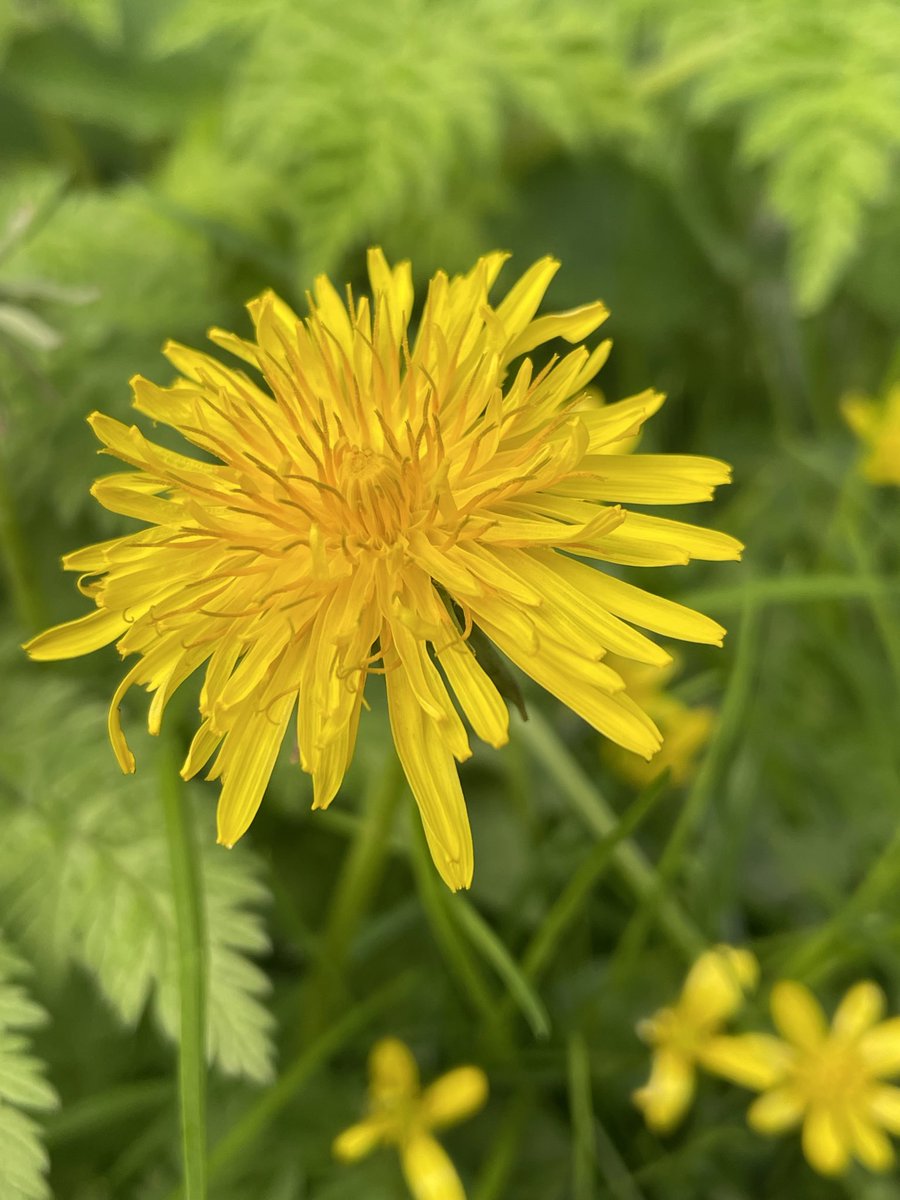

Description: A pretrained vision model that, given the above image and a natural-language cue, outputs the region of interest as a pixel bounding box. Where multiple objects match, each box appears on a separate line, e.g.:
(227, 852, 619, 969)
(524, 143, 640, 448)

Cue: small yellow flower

(602, 655, 714, 787)
(703, 979, 900, 1176)
(842, 382, 900, 485)
(333, 1038, 487, 1200)
(634, 945, 758, 1133)
(25, 250, 741, 890)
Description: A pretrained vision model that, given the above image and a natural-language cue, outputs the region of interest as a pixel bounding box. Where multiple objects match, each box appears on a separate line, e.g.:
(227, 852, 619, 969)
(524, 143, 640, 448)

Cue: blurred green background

(2, 1, 900, 1197)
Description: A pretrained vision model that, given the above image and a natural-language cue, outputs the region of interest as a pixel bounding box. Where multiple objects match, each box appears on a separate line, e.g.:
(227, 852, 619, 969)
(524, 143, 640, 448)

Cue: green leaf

(0, 673, 277, 1085)
(659, 0, 900, 311)
(0, 938, 58, 1200)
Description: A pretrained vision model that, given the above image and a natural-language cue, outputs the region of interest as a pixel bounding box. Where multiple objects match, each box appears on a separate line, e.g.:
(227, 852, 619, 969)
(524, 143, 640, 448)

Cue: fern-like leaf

(0, 939, 58, 1200)
(0, 672, 277, 1085)
(659, 0, 900, 311)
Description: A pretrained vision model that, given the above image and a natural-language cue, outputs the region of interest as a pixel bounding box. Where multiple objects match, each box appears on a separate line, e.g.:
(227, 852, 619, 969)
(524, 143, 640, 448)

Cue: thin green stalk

(44, 1079, 172, 1146)
(160, 741, 208, 1200)
(517, 711, 704, 961)
(452, 897, 551, 1039)
(517, 775, 670, 989)
(781, 824, 900, 983)
(683, 572, 900, 614)
(169, 974, 416, 1199)
(567, 1032, 596, 1200)
(613, 600, 761, 972)
(408, 816, 504, 1038)
(302, 748, 405, 1041)
(471, 1091, 532, 1200)
(0, 462, 46, 631)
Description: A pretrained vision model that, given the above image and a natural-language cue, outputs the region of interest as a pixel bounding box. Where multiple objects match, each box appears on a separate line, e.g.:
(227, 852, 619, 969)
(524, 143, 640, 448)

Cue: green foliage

(660, 0, 900, 311)
(0, 671, 276, 1086)
(0, 939, 58, 1200)
(1, 1, 900, 1197)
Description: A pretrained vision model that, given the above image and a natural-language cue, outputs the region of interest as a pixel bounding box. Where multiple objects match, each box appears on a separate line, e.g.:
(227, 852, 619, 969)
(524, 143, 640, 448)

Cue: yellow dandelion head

(25, 249, 741, 889)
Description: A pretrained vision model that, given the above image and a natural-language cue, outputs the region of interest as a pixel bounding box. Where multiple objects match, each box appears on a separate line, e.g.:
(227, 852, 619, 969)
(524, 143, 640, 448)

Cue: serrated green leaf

(0, 674, 277, 1085)
(0, 939, 57, 1200)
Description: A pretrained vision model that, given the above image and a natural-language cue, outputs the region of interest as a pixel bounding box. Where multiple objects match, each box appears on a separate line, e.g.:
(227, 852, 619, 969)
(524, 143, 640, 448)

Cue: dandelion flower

(602, 655, 714, 788)
(842, 382, 900, 485)
(704, 979, 900, 1176)
(333, 1037, 487, 1200)
(634, 945, 758, 1132)
(25, 250, 741, 889)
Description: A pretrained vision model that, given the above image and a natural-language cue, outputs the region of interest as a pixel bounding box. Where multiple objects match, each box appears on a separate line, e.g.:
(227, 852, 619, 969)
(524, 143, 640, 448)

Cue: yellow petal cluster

(602, 654, 714, 787)
(704, 979, 900, 1176)
(633, 945, 758, 1132)
(333, 1038, 487, 1200)
(842, 382, 900, 485)
(25, 249, 741, 889)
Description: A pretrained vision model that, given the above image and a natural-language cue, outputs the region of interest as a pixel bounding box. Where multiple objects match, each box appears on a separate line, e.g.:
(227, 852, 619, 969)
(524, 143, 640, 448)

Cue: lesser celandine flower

(703, 979, 900, 1176)
(25, 250, 741, 889)
(602, 654, 714, 787)
(842, 382, 900, 485)
(333, 1037, 487, 1200)
(634, 945, 758, 1132)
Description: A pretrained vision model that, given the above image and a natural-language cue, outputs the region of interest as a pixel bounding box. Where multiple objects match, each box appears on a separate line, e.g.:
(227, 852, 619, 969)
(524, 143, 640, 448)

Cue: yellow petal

(747, 1086, 806, 1134)
(332, 1118, 384, 1162)
(560, 564, 727, 646)
(370, 1038, 419, 1104)
(802, 1106, 850, 1176)
(633, 1047, 695, 1133)
(215, 645, 302, 846)
(475, 608, 661, 757)
(678, 945, 758, 1029)
(841, 393, 878, 441)
(771, 981, 828, 1051)
(25, 607, 127, 661)
(581, 389, 667, 452)
(400, 1134, 466, 1200)
(504, 300, 609, 362)
(436, 639, 509, 750)
(860, 1018, 900, 1078)
(848, 1111, 895, 1172)
(384, 651, 474, 891)
(555, 453, 732, 505)
(832, 981, 886, 1039)
(492, 257, 559, 344)
(867, 1085, 900, 1133)
(420, 1067, 488, 1130)
(700, 1034, 794, 1090)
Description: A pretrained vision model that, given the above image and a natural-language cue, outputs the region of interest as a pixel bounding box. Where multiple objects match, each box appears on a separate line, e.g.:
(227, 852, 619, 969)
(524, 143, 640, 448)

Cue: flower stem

(517, 710, 704, 961)
(301, 746, 405, 1041)
(160, 740, 208, 1200)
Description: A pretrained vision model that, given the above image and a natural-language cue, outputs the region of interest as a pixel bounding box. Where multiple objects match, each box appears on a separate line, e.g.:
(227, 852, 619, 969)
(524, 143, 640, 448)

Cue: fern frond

(0, 674, 277, 1085)
(0, 939, 58, 1200)
(659, 0, 900, 311)
(148, 0, 643, 279)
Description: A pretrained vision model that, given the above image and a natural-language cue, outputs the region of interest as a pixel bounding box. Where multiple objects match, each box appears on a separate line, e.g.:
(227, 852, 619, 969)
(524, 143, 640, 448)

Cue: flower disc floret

(26, 249, 742, 889)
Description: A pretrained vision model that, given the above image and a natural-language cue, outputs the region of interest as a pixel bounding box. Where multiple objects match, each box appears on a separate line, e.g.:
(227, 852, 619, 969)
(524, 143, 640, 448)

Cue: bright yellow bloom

(842, 382, 900, 485)
(333, 1038, 487, 1200)
(25, 250, 741, 889)
(634, 945, 758, 1132)
(602, 654, 714, 787)
(703, 979, 900, 1176)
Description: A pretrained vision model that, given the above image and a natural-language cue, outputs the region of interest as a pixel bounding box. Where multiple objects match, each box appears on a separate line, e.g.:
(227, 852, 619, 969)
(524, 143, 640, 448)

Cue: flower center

(799, 1040, 869, 1104)
(331, 440, 412, 549)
